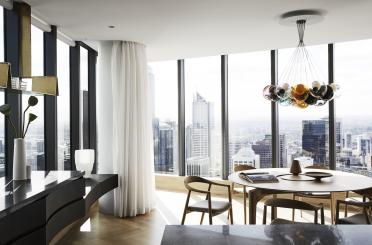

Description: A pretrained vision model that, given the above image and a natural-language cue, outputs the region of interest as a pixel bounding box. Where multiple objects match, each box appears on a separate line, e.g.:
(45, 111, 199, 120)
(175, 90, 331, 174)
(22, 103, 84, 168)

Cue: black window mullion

(69, 45, 80, 170)
(271, 50, 279, 168)
(178, 59, 185, 176)
(88, 49, 97, 173)
(328, 43, 336, 170)
(221, 55, 229, 179)
(44, 25, 57, 170)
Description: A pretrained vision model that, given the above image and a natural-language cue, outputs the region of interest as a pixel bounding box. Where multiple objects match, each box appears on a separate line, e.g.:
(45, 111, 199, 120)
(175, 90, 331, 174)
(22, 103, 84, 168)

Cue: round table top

(228, 168, 372, 193)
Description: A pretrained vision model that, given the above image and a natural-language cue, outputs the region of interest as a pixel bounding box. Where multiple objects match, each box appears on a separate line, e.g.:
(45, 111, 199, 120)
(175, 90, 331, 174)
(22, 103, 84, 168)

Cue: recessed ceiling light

(108, 25, 115, 29)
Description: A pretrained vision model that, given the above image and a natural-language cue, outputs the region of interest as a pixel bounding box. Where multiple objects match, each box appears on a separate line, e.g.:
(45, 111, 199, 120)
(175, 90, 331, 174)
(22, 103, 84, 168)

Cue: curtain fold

(111, 41, 155, 217)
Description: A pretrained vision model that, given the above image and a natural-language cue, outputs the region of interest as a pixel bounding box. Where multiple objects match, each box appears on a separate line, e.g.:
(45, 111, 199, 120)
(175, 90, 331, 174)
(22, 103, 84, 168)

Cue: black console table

(0, 171, 118, 245)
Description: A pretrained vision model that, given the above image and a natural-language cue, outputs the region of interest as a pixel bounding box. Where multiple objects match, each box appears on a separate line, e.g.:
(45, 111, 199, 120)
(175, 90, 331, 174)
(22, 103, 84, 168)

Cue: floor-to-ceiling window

(57, 39, 70, 170)
(228, 51, 271, 173)
(278, 44, 329, 168)
(149, 61, 178, 174)
(0, 7, 5, 177)
(335, 39, 372, 176)
(23, 25, 45, 170)
(185, 56, 222, 177)
(80, 47, 89, 149)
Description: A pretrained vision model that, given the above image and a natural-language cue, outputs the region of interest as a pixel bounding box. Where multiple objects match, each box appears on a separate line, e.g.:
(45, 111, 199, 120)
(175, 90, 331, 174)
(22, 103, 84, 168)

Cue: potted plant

(0, 96, 38, 180)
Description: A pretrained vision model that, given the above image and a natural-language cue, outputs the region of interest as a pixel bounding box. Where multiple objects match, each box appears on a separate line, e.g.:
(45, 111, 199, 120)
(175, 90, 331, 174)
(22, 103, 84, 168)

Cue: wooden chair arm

(186, 185, 211, 195)
(211, 182, 230, 188)
(337, 199, 372, 207)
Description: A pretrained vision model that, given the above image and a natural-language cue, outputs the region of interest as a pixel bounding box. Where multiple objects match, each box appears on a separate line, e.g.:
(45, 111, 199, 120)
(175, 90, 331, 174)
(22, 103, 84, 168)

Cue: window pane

(185, 56, 221, 177)
(57, 40, 70, 170)
(228, 51, 271, 173)
(0, 7, 4, 176)
(149, 61, 178, 174)
(23, 25, 45, 170)
(279, 44, 329, 168)
(335, 39, 372, 176)
(80, 47, 89, 149)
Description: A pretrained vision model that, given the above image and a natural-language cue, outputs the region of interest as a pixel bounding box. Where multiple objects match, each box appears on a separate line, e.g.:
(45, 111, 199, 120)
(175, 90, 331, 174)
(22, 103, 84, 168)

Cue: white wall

(96, 41, 115, 214)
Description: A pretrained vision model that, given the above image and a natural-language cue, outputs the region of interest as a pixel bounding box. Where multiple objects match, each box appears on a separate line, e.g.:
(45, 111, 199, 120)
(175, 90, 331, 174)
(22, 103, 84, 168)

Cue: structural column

(4, 4, 22, 176)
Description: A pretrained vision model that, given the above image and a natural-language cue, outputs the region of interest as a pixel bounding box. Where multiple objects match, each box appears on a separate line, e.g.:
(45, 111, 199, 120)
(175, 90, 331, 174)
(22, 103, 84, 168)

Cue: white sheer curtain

(111, 41, 155, 217)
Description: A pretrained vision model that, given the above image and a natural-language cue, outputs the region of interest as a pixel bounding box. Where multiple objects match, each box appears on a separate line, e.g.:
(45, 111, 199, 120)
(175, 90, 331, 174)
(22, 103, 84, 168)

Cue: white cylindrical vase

(13, 138, 27, 180)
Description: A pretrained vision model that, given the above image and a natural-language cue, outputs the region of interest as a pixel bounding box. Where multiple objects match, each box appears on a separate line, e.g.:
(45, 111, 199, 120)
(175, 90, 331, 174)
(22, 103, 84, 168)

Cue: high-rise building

(302, 119, 341, 166)
(186, 93, 214, 176)
(252, 134, 286, 168)
(153, 119, 176, 173)
(231, 146, 259, 170)
(302, 120, 327, 164)
(343, 133, 352, 149)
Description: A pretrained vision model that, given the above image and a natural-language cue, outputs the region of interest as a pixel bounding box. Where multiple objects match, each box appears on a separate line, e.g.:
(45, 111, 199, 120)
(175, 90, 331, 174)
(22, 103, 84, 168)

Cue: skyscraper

(252, 134, 286, 168)
(302, 119, 341, 166)
(302, 120, 327, 164)
(186, 93, 214, 176)
(153, 119, 176, 173)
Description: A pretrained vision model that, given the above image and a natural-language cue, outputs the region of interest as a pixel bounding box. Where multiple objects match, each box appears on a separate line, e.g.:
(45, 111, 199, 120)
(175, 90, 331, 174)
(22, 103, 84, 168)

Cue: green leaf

(28, 96, 38, 107)
(28, 113, 37, 122)
(0, 104, 12, 117)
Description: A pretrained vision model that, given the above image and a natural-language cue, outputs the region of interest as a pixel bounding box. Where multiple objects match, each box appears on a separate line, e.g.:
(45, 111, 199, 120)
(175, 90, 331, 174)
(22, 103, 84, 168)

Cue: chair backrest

(184, 176, 212, 192)
(264, 198, 320, 211)
(305, 165, 329, 170)
(263, 198, 323, 224)
(234, 164, 256, 172)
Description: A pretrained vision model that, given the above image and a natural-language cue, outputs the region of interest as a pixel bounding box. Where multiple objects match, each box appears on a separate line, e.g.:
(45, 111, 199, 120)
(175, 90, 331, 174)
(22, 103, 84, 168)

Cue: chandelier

(263, 10, 340, 109)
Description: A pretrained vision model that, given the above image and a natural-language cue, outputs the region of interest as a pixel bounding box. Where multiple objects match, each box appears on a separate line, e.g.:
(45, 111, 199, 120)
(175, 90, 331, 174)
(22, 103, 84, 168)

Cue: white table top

(228, 168, 372, 193)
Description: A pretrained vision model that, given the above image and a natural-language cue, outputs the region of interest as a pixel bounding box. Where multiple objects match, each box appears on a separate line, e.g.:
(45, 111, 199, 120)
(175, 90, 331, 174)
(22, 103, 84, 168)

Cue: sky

(150, 38, 372, 124)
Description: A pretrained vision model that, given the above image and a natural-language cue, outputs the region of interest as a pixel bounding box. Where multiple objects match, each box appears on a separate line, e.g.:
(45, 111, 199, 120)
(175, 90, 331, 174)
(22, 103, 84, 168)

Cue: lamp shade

(75, 149, 95, 175)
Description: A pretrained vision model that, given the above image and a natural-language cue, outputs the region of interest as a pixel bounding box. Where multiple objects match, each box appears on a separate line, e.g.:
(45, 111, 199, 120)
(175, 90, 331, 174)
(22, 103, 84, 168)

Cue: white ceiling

(24, 0, 372, 61)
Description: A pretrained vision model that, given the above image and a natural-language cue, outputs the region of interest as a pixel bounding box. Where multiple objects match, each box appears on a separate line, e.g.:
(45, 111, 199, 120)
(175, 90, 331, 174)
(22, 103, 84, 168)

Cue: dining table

(228, 168, 372, 224)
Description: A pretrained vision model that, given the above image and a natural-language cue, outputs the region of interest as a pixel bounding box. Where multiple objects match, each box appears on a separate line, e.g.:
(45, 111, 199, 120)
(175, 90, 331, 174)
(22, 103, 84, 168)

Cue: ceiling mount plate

(279, 9, 325, 26)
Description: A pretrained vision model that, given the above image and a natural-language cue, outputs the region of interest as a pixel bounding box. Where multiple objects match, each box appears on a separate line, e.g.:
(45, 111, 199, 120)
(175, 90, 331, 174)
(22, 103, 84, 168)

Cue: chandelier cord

(297, 19, 306, 44)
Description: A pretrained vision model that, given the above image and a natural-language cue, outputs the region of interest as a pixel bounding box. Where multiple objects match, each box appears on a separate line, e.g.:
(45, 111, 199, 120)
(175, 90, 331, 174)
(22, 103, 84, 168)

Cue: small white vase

(13, 138, 27, 180)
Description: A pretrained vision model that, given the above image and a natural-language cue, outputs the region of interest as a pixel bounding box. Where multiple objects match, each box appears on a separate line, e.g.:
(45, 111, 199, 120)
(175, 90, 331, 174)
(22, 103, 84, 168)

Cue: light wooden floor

(56, 190, 349, 245)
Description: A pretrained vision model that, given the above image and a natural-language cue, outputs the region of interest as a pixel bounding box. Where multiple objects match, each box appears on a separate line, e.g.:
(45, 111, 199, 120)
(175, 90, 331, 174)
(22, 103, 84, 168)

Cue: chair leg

(200, 212, 205, 225)
(330, 195, 335, 224)
(344, 192, 349, 218)
(243, 186, 247, 225)
(229, 207, 234, 225)
(181, 209, 187, 225)
(300, 196, 303, 218)
(292, 194, 296, 221)
(209, 213, 213, 225)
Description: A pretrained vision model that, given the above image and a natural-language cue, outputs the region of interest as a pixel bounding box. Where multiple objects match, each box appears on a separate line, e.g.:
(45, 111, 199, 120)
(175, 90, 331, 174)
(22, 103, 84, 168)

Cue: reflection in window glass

(279, 45, 329, 168)
(0, 7, 4, 176)
(149, 61, 178, 174)
(80, 48, 89, 149)
(185, 56, 221, 177)
(228, 51, 271, 173)
(335, 39, 372, 176)
(23, 25, 45, 170)
(57, 40, 70, 170)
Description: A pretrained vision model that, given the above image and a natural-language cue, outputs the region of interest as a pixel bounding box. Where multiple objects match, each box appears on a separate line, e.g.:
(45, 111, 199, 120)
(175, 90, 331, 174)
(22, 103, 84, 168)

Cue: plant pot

(13, 138, 27, 180)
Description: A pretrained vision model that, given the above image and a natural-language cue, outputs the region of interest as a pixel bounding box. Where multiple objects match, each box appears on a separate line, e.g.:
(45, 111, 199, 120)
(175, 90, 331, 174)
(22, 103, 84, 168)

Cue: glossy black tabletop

(161, 225, 372, 245)
(0, 171, 83, 219)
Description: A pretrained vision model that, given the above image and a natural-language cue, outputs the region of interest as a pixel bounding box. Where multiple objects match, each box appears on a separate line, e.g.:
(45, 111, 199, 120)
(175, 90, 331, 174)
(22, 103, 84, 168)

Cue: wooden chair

(264, 198, 325, 225)
(336, 199, 372, 224)
(231, 164, 256, 224)
(292, 165, 335, 223)
(181, 176, 233, 225)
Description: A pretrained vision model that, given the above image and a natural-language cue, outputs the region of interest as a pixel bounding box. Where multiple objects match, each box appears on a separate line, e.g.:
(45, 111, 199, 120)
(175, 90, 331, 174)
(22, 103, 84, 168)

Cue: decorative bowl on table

(304, 171, 333, 181)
